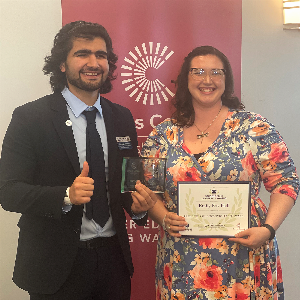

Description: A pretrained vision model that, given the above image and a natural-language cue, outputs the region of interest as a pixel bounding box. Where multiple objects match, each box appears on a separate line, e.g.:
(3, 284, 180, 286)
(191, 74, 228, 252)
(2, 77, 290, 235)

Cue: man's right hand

(69, 161, 94, 205)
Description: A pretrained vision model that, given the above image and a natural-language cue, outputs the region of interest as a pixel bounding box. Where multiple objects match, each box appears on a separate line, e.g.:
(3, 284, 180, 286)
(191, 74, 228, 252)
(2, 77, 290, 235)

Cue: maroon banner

(61, 1, 242, 298)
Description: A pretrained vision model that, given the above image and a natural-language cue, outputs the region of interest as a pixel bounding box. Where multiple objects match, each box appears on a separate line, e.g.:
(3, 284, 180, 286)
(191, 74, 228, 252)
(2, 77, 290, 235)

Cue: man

(0, 21, 155, 300)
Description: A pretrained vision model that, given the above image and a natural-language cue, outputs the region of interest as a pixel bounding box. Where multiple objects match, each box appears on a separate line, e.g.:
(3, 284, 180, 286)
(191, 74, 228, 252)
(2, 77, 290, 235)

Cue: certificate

(177, 181, 251, 237)
(121, 157, 166, 193)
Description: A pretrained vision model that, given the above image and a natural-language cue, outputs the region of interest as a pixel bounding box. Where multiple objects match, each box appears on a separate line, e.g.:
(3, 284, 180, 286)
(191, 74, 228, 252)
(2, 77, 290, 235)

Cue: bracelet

(261, 223, 275, 241)
(162, 213, 167, 231)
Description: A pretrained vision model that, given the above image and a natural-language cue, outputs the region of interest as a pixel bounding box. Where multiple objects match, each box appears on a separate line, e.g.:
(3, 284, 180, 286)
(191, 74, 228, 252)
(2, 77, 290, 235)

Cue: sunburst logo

(121, 42, 175, 105)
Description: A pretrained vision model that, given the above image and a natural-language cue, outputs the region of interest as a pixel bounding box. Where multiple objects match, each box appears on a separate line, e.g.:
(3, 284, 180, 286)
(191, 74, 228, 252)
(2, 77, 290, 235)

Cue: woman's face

(188, 54, 225, 109)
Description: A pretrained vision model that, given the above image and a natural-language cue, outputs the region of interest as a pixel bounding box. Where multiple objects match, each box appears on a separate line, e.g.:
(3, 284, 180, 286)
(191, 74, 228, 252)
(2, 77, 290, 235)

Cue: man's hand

(131, 181, 158, 214)
(69, 161, 94, 205)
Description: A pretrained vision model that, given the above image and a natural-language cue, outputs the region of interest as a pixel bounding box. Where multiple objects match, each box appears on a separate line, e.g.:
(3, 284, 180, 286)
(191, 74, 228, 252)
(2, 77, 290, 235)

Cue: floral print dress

(141, 109, 299, 300)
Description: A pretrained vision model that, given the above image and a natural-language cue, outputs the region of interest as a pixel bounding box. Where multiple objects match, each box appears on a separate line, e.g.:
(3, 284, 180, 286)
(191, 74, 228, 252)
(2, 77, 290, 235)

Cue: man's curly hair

(43, 21, 118, 94)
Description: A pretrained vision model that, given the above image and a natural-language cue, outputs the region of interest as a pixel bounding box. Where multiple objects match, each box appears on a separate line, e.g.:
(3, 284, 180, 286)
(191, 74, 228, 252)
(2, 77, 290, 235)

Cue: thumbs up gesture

(69, 161, 94, 205)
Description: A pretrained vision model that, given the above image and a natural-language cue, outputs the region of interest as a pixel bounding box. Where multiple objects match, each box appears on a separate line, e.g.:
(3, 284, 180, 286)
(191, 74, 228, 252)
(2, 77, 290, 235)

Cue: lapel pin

(65, 120, 72, 126)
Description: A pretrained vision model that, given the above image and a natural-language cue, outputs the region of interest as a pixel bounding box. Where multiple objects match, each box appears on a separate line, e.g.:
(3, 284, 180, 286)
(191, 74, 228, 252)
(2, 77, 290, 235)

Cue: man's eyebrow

(73, 49, 108, 56)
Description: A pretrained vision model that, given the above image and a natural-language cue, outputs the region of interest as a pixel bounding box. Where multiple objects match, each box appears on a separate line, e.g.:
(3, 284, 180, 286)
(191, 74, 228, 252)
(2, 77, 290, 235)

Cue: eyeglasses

(190, 68, 225, 80)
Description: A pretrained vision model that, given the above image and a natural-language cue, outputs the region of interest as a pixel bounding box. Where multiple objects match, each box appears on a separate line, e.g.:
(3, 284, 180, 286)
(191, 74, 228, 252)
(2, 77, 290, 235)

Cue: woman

(138, 46, 299, 299)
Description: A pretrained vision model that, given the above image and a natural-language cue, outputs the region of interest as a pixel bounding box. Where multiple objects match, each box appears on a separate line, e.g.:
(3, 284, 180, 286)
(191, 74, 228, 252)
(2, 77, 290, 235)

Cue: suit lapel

(50, 93, 81, 176)
(100, 97, 118, 183)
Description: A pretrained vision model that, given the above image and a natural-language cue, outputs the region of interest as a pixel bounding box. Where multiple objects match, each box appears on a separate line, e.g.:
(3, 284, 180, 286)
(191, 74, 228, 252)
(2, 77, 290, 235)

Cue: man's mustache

(80, 67, 104, 74)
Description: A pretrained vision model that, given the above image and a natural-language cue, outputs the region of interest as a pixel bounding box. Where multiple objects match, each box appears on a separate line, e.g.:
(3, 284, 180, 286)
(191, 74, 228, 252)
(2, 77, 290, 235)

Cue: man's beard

(65, 66, 108, 92)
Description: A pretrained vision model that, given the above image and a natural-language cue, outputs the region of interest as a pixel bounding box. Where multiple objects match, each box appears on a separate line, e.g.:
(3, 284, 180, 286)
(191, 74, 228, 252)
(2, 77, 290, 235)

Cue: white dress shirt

(62, 87, 116, 240)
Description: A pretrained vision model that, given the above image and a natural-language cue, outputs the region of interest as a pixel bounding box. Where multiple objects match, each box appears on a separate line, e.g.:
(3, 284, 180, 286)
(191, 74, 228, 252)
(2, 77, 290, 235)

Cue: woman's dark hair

(172, 46, 244, 127)
(43, 21, 118, 94)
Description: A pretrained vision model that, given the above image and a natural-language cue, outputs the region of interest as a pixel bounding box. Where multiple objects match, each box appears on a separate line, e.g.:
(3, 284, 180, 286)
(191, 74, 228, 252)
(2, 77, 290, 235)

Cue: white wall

(0, 1, 62, 299)
(0, 0, 299, 299)
(242, 1, 300, 299)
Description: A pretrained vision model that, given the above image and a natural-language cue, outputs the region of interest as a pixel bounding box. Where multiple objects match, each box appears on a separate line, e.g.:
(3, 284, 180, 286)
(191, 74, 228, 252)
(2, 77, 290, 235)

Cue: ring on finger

(167, 224, 171, 230)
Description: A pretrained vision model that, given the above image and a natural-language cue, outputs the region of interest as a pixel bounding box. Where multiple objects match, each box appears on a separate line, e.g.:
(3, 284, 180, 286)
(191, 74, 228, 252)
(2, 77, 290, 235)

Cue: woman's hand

(228, 226, 271, 249)
(162, 212, 188, 238)
(131, 181, 158, 214)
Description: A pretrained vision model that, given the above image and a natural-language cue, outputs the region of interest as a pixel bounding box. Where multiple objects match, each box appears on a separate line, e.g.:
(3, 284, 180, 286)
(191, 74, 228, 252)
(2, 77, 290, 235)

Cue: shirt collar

(61, 87, 103, 117)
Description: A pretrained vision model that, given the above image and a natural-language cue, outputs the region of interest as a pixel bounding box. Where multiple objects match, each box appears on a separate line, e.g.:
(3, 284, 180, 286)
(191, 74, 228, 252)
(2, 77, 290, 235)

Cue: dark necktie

(83, 109, 109, 227)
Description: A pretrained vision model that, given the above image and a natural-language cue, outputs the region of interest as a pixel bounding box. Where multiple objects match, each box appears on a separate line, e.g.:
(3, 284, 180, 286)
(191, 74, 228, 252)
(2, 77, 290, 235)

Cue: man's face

(60, 37, 109, 93)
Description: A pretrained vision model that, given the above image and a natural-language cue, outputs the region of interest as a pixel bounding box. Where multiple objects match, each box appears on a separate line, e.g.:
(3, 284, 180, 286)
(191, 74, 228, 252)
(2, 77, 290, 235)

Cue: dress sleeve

(247, 116, 299, 201)
(141, 120, 171, 159)
(141, 120, 177, 207)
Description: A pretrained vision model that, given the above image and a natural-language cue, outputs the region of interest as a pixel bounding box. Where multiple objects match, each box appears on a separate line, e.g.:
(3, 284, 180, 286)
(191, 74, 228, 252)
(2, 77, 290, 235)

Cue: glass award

(121, 157, 166, 193)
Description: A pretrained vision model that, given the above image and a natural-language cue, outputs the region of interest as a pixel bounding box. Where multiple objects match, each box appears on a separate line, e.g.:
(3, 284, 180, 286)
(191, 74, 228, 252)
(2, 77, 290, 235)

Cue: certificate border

(177, 181, 251, 238)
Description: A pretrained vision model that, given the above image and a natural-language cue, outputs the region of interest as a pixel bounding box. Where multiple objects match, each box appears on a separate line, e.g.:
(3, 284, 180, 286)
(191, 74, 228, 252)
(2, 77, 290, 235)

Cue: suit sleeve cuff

(62, 187, 72, 213)
(131, 210, 147, 220)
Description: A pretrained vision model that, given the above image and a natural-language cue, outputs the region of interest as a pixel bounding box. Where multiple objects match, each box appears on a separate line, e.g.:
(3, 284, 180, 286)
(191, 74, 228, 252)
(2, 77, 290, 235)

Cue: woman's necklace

(194, 106, 222, 142)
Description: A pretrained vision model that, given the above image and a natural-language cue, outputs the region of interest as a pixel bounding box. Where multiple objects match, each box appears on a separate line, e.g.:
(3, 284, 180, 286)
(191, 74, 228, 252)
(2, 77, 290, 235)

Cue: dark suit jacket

(0, 92, 146, 294)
